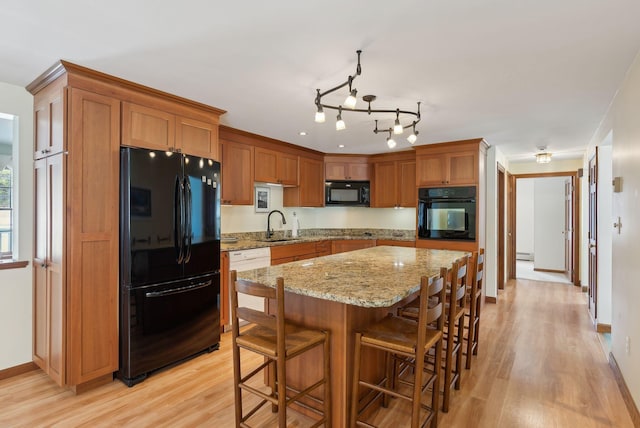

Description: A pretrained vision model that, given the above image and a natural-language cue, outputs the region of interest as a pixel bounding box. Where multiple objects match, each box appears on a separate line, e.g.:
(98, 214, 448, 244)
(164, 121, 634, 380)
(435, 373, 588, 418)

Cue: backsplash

(222, 228, 415, 242)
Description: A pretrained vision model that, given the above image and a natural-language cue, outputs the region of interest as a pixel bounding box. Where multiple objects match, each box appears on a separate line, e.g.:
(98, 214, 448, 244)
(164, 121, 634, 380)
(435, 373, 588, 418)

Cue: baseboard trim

(596, 323, 611, 333)
(485, 296, 497, 304)
(0, 361, 38, 381)
(70, 373, 114, 395)
(533, 267, 565, 274)
(609, 352, 640, 426)
(581, 285, 588, 292)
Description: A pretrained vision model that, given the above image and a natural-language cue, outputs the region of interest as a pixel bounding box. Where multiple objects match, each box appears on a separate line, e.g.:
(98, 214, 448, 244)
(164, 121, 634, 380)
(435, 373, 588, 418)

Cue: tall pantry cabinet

(29, 64, 121, 391)
(27, 61, 224, 392)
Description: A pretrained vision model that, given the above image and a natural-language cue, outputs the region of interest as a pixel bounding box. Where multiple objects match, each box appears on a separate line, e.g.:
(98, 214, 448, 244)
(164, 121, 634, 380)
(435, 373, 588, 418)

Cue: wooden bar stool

(465, 248, 484, 369)
(230, 271, 331, 428)
(398, 256, 468, 413)
(350, 271, 446, 428)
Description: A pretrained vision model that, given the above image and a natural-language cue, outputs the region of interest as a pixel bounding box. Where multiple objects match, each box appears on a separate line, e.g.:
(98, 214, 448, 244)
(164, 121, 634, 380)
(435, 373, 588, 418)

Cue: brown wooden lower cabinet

(331, 239, 376, 254)
(376, 239, 416, 248)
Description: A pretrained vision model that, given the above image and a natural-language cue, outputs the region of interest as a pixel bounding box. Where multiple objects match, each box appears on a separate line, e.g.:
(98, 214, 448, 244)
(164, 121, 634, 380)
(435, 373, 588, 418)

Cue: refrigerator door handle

(184, 176, 193, 263)
(145, 280, 212, 298)
(174, 175, 184, 264)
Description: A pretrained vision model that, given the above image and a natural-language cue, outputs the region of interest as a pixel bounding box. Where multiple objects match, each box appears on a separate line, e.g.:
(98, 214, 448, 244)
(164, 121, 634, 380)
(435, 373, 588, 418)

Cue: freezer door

(121, 147, 184, 287)
(183, 155, 221, 277)
(119, 272, 220, 385)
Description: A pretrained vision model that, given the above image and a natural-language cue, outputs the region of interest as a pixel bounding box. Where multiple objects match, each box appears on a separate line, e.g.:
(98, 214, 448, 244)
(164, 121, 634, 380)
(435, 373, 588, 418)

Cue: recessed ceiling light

(338, 144, 345, 148)
(299, 131, 307, 136)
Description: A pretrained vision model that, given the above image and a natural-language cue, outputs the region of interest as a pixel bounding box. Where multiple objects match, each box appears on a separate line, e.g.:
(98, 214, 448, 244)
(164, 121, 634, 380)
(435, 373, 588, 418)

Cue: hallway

(0, 278, 634, 427)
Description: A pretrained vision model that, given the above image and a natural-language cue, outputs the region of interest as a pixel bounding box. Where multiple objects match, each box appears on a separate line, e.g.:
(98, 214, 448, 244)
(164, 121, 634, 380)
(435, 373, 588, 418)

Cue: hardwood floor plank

(0, 278, 634, 427)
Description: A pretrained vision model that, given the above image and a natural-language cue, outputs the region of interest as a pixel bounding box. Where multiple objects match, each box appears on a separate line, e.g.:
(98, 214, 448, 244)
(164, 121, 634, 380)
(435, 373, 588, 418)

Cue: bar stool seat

(231, 271, 331, 428)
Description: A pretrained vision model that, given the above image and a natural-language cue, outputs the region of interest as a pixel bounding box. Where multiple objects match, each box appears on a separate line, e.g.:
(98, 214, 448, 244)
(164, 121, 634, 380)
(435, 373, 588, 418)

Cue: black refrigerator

(119, 147, 221, 386)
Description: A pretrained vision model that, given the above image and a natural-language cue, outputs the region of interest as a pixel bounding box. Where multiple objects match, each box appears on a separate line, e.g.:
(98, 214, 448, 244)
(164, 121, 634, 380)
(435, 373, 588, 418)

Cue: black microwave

(325, 181, 370, 207)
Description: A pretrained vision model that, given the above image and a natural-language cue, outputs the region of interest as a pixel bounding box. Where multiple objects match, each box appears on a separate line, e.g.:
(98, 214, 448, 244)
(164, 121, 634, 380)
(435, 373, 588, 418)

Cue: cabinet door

(33, 158, 48, 372)
(221, 141, 254, 205)
(121, 102, 175, 151)
(34, 80, 65, 159)
(278, 152, 298, 186)
(398, 160, 416, 207)
(372, 161, 398, 207)
(416, 154, 447, 186)
(254, 147, 279, 183)
(448, 151, 477, 185)
(67, 89, 120, 385)
(325, 162, 348, 180)
(299, 157, 324, 207)
(348, 163, 370, 180)
(176, 116, 219, 160)
(33, 154, 66, 386)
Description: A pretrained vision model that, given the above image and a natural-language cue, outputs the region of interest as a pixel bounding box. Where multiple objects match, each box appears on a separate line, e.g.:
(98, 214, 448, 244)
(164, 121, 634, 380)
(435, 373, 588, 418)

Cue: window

(0, 165, 12, 259)
(0, 112, 15, 261)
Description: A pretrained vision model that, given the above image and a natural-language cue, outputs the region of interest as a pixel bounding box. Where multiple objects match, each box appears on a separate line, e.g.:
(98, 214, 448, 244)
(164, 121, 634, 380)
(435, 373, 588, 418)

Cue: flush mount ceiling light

(536, 147, 552, 164)
(314, 50, 421, 149)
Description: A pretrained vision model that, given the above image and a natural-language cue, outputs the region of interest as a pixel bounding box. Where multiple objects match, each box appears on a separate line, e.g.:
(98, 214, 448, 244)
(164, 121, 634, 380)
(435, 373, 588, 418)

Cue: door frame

(497, 164, 506, 290)
(507, 170, 580, 285)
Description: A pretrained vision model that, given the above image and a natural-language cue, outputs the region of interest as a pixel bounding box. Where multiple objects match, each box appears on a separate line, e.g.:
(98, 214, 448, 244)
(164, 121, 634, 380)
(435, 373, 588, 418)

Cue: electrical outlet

(626, 336, 630, 355)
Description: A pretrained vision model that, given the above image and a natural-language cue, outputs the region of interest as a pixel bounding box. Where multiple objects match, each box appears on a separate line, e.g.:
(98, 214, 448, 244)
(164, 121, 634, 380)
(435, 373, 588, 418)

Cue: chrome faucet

(266, 210, 287, 239)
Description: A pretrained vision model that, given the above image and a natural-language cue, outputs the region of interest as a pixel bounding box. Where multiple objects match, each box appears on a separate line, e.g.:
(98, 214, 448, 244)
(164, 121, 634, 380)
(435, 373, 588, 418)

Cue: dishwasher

(228, 247, 271, 329)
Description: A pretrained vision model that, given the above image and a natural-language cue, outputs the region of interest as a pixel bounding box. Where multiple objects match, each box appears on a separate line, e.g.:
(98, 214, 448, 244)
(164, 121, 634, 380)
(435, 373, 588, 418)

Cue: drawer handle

(145, 280, 212, 298)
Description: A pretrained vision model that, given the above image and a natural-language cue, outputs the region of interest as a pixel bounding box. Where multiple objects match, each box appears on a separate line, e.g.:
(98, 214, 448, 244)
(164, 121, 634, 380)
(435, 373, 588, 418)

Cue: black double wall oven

(119, 147, 221, 386)
(418, 186, 477, 241)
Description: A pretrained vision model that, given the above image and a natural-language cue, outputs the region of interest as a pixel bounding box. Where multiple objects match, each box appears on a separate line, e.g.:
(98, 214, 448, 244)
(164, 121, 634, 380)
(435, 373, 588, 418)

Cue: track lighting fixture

(315, 50, 421, 149)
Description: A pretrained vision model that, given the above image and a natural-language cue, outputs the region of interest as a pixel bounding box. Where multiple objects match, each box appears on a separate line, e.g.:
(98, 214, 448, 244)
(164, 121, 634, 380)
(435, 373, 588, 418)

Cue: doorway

(507, 171, 580, 285)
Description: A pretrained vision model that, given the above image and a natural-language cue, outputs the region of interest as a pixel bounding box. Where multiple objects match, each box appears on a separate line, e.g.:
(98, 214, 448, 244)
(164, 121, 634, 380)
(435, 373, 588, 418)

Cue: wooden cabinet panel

(66, 88, 119, 385)
(316, 240, 332, 257)
(255, 147, 298, 185)
(122, 102, 219, 160)
(371, 156, 416, 208)
(220, 252, 230, 328)
(416, 150, 477, 186)
(372, 161, 397, 208)
(285, 156, 324, 207)
(32, 153, 65, 386)
(278, 152, 299, 185)
(271, 241, 319, 265)
(398, 160, 416, 208)
(177, 116, 219, 160)
(325, 161, 370, 181)
(221, 140, 254, 205)
(376, 239, 415, 248)
(331, 239, 376, 254)
(34, 78, 65, 159)
(122, 102, 175, 151)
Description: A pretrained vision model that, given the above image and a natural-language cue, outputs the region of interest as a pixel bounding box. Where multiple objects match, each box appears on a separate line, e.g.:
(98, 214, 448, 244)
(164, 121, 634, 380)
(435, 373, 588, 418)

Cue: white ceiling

(2, 1, 640, 161)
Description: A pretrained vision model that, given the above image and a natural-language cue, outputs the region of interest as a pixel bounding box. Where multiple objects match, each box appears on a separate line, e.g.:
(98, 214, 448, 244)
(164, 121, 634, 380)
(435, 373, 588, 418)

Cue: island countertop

(235, 246, 469, 308)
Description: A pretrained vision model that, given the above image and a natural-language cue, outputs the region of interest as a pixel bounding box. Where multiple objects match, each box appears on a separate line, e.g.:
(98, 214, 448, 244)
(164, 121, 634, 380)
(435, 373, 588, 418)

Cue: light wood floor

(0, 278, 634, 427)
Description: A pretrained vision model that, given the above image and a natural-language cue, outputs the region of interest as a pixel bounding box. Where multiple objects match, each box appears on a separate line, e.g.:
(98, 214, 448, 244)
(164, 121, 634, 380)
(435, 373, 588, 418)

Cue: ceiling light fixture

(536, 147, 552, 164)
(315, 50, 421, 149)
(336, 106, 346, 131)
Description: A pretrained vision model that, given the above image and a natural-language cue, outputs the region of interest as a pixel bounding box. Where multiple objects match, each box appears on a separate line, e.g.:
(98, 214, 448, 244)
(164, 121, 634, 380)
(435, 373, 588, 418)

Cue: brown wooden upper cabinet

(324, 155, 370, 181)
(254, 147, 298, 185)
(284, 155, 324, 207)
(416, 144, 478, 187)
(220, 140, 254, 205)
(371, 152, 416, 208)
(122, 102, 219, 160)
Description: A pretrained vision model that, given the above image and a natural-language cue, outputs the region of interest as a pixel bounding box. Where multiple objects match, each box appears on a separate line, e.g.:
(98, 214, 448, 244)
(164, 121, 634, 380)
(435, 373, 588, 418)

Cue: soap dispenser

(291, 212, 299, 238)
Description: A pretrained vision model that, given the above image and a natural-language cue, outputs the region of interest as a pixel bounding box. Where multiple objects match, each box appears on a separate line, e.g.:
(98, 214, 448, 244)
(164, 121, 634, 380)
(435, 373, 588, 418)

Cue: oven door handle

(145, 280, 212, 298)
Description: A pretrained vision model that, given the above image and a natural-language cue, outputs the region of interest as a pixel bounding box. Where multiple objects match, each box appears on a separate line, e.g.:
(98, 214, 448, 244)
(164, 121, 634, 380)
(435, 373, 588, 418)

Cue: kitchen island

(236, 246, 468, 426)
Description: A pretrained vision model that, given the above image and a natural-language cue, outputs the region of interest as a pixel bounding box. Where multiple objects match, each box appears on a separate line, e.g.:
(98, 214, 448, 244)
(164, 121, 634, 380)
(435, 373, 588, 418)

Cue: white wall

(508, 159, 584, 175)
(589, 48, 640, 408)
(221, 185, 416, 234)
(0, 82, 33, 371)
(533, 177, 566, 271)
(516, 179, 535, 255)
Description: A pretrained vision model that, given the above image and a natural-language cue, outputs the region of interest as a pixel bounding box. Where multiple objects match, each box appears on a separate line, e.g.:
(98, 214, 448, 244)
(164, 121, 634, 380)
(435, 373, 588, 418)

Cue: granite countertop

(221, 232, 415, 252)
(235, 246, 468, 308)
